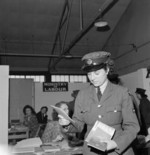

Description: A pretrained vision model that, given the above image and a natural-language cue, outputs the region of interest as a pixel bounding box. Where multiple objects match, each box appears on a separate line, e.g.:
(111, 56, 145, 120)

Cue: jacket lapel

(100, 81, 113, 105)
(88, 85, 99, 103)
(87, 82, 114, 105)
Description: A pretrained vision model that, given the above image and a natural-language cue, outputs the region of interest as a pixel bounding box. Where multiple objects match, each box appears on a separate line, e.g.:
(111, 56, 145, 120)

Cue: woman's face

(60, 104, 69, 115)
(41, 108, 47, 114)
(25, 108, 32, 116)
(87, 67, 109, 87)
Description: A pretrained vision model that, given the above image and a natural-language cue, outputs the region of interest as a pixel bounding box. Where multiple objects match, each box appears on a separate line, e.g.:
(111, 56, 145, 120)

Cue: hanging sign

(43, 82, 68, 92)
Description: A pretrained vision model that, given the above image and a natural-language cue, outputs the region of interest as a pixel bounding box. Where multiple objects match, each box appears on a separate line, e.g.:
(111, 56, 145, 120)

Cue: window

(9, 75, 45, 83)
(9, 74, 87, 83)
(51, 75, 87, 83)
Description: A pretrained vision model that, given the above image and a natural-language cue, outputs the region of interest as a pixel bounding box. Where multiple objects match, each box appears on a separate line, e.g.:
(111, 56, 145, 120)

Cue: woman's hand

(101, 139, 118, 151)
(52, 134, 64, 142)
(145, 134, 150, 143)
(148, 127, 150, 135)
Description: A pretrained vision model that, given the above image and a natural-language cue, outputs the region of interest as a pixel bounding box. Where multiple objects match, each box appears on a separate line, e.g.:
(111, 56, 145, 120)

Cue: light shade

(94, 19, 110, 31)
(64, 53, 73, 58)
(94, 20, 108, 27)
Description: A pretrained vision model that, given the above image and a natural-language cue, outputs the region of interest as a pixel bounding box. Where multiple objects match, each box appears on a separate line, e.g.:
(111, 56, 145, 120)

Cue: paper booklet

(85, 120, 115, 152)
(50, 105, 74, 124)
(41, 145, 60, 152)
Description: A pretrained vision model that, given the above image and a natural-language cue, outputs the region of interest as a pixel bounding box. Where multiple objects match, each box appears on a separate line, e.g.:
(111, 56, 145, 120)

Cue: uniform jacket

(70, 81, 140, 155)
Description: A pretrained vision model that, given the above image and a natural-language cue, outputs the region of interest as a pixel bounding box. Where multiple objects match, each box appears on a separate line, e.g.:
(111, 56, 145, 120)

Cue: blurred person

(58, 51, 140, 155)
(135, 88, 150, 155)
(68, 90, 87, 144)
(68, 90, 79, 118)
(41, 101, 71, 144)
(108, 73, 121, 85)
(135, 88, 150, 136)
(36, 106, 48, 137)
(36, 106, 48, 125)
(23, 105, 39, 138)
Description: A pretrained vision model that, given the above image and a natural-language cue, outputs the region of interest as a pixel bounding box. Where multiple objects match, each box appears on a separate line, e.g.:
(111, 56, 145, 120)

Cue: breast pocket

(106, 105, 122, 125)
(80, 106, 95, 125)
(80, 107, 90, 120)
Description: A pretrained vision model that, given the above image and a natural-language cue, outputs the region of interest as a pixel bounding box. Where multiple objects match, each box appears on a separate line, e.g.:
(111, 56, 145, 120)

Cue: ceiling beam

(102, 0, 132, 51)
(49, 0, 119, 72)
(0, 52, 81, 59)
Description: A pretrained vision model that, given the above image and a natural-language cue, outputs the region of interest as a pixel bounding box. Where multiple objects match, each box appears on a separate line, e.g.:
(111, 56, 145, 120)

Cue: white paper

(50, 105, 74, 124)
(14, 137, 42, 148)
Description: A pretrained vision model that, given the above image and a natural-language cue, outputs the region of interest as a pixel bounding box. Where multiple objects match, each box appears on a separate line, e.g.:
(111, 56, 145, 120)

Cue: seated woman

(23, 105, 39, 138)
(41, 101, 74, 146)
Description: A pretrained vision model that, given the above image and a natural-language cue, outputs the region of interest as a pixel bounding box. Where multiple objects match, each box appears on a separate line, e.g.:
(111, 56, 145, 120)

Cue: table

(8, 126, 29, 141)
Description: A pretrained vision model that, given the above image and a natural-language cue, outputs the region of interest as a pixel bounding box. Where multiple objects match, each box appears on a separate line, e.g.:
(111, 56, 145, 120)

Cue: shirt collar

(99, 79, 108, 94)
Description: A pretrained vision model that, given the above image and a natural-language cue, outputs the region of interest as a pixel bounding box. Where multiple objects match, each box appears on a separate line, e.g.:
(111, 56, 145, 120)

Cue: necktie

(97, 87, 102, 101)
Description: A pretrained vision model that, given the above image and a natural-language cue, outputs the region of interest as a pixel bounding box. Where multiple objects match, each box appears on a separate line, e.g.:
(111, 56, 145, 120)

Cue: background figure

(36, 106, 48, 137)
(129, 92, 141, 126)
(135, 88, 150, 136)
(108, 73, 121, 85)
(41, 101, 70, 143)
(23, 105, 39, 138)
(68, 90, 79, 118)
(36, 106, 48, 124)
(68, 90, 87, 144)
(135, 88, 150, 155)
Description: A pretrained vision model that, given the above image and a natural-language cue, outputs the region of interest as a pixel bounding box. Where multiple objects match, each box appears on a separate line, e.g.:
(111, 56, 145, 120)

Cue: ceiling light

(94, 19, 110, 31)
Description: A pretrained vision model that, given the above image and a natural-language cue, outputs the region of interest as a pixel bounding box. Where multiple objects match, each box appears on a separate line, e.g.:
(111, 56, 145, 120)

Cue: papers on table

(12, 137, 42, 153)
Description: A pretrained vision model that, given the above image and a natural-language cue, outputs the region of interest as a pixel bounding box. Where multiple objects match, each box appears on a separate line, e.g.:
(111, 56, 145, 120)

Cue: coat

(139, 97, 150, 135)
(36, 111, 48, 124)
(70, 81, 140, 155)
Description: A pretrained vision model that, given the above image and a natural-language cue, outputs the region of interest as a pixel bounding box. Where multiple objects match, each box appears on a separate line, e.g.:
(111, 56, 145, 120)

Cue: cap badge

(93, 62, 97, 65)
(86, 59, 92, 65)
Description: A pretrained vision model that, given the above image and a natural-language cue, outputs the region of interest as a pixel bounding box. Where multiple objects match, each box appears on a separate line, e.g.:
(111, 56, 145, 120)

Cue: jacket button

(97, 105, 101, 108)
(98, 115, 102, 118)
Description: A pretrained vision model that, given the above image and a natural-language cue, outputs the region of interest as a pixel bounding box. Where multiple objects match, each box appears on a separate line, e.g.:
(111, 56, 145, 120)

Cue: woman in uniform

(58, 51, 140, 155)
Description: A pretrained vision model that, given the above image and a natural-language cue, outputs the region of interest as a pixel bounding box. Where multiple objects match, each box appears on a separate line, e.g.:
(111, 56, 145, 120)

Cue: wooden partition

(0, 66, 9, 145)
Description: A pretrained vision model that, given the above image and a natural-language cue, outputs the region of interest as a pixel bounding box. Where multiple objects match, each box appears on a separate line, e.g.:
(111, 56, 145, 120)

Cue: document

(50, 105, 75, 124)
(85, 120, 115, 152)
(12, 137, 42, 153)
(12, 147, 35, 153)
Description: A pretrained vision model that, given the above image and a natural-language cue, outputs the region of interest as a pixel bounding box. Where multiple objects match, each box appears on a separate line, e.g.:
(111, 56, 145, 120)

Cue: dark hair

(101, 63, 108, 71)
(41, 106, 48, 112)
(55, 101, 68, 108)
(71, 90, 79, 98)
(52, 101, 69, 121)
(23, 105, 36, 115)
(108, 74, 121, 84)
(135, 88, 147, 98)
